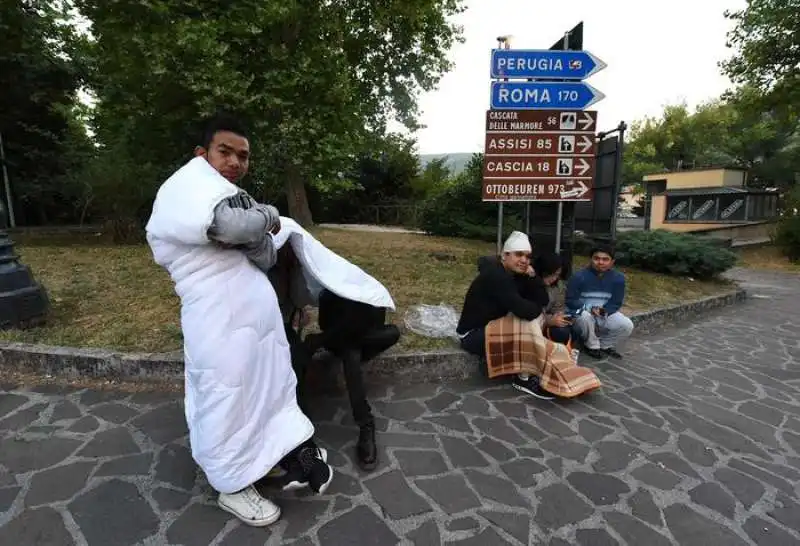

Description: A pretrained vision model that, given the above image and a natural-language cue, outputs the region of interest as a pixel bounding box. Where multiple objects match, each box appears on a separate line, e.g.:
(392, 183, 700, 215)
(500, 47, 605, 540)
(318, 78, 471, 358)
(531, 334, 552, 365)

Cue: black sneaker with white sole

(268, 447, 328, 492)
(298, 446, 333, 494)
(512, 375, 555, 400)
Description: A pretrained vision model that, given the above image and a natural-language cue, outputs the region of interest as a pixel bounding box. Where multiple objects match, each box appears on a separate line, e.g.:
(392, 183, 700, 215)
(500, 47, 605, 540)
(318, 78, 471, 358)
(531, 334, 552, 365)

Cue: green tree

(414, 156, 452, 198)
(76, 0, 465, 228)
(722, 0, 800, 108)
(623, 91, 799, 190)
(418, 153, 524, 240)
(713, 87, 800, 188)
(311, 132, 420, 224)
(0, 0, 90, 226)
(621, 104, 698, 189)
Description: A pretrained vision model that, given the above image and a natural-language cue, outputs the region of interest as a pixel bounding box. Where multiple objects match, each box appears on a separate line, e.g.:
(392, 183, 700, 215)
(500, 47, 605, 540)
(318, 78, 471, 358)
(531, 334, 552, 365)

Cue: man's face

(502, 250, 531, 275)
(195, 130, 250, 183)
(591, 251, 614, 273)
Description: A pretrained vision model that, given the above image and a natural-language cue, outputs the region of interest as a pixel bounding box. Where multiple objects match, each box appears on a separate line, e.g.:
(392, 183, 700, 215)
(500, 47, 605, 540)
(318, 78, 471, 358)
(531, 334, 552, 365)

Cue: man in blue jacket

(566, 244, 634, 359)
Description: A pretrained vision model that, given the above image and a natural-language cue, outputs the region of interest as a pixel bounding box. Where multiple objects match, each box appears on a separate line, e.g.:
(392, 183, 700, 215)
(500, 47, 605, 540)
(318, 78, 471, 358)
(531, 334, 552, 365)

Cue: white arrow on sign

(575, 158, 591, 176)
(560, 180, 589, 199)
(578, 112, 595, 130)
(578, 135, 593, 153)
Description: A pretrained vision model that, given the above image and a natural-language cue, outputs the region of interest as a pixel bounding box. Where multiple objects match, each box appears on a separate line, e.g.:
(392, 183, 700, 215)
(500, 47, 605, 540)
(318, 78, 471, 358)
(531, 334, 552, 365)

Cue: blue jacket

(565, 266, 626, 315)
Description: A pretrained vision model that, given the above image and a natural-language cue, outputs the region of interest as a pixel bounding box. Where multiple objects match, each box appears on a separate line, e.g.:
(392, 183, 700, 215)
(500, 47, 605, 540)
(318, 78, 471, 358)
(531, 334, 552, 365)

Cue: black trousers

(285, 323, 313, 418)
(460, 328, 486, 359)
(312, 290, 401, 426)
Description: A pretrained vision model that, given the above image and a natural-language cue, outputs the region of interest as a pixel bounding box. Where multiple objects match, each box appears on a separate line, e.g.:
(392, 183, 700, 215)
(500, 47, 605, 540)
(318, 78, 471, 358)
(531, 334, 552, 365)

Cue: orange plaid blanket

(484, 314, 602, 398)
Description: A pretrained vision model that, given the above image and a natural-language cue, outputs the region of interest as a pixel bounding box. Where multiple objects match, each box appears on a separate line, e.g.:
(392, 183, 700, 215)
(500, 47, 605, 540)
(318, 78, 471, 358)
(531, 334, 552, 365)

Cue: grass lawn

(0, 229, 733, 353)
(737, 244, 800, 273)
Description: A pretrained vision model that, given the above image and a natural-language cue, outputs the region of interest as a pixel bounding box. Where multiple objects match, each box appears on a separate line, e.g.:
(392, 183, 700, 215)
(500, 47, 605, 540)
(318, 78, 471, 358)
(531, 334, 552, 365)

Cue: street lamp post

(0, 201, 49, 329)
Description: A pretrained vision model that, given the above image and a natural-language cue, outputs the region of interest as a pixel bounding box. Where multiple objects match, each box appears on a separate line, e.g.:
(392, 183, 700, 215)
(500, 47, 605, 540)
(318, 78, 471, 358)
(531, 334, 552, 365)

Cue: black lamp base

(0, 230, 49, 330)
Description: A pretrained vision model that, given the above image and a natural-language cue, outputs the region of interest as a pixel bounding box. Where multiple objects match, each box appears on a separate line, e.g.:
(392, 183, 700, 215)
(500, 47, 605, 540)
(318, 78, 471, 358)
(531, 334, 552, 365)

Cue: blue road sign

(491, 49, 607, 80)
(490, 81, 605, 110)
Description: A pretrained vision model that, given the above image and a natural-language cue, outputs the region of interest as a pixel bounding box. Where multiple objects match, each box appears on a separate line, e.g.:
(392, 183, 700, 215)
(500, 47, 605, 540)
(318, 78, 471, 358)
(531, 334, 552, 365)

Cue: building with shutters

(641, 167, 780, 245)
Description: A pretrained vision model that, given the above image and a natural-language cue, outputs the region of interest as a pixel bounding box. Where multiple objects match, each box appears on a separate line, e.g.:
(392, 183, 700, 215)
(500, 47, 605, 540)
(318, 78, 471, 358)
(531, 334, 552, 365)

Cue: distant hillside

(419, 153, 474, 175)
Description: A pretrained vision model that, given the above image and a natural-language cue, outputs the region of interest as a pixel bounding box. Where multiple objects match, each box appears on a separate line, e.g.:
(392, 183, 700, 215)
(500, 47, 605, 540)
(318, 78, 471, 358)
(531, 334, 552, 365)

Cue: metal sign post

(555, 32, 569, 253)
(494, 35, 511, 254)
(0, 132, 16, 228)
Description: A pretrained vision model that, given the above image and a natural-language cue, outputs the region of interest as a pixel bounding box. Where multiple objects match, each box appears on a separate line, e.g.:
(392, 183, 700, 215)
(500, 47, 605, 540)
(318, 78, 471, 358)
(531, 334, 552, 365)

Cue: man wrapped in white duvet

(145, 114, 331, 527)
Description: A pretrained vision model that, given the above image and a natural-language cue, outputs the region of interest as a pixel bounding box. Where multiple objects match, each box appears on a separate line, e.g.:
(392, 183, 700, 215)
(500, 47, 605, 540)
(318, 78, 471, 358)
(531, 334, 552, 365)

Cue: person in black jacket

(268, 243, 399, 474)
(456, 231, 554, 400)
(305, 290, 400, 470)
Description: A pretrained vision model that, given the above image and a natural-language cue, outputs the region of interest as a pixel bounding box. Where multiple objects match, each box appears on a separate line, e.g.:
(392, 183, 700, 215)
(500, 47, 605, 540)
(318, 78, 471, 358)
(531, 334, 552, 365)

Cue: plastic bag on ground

(404, 304, 460, 340)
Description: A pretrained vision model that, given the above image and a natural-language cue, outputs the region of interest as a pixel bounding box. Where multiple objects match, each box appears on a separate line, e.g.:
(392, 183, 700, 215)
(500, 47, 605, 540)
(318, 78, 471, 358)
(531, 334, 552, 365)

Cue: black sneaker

(298, 445, 333, 494)
(584, 348, 606, 360)
(603, 348, 623, 359)
(512, 376, 555, 400)
(277, 447, 328, 491)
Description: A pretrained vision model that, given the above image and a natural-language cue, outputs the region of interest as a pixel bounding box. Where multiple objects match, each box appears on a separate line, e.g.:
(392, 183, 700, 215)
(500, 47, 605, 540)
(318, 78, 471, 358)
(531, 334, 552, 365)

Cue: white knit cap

(502, 231, 531, 253)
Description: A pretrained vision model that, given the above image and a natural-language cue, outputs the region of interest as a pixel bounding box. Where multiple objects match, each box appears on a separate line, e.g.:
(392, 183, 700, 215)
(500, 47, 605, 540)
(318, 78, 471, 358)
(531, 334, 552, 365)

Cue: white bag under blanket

(272, 217, 396, 311)
(144, 157, 314, 494)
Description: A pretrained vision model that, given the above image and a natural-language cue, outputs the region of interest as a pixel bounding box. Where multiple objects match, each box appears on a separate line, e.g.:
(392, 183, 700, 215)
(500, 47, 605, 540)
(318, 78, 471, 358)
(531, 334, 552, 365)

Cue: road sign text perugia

(490, 49, 607, 80)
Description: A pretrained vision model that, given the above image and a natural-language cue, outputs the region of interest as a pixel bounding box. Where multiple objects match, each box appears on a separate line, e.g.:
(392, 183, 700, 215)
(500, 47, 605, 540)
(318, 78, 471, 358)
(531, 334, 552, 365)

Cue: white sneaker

(218, 485, 281, 527)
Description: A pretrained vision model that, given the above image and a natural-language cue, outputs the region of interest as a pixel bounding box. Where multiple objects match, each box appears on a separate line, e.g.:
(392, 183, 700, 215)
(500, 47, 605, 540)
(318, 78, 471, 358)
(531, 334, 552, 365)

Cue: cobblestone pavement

(1, 268, 800, 545)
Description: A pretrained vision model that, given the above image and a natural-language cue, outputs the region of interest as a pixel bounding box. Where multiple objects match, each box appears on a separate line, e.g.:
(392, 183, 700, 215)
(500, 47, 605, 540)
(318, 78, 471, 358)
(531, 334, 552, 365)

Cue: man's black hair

(533, 252, 563, 278)
(200, 112, 249, 149)
(590, 244, 615, 259)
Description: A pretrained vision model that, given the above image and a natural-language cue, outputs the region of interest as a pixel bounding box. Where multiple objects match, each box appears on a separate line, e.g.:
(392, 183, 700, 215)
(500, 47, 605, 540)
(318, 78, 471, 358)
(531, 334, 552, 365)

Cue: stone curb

(0, 288, 747, 385)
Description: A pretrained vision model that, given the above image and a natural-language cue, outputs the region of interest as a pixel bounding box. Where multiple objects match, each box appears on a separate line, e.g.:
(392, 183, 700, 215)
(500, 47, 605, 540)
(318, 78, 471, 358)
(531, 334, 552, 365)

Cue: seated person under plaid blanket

(456, 231, 555, 400)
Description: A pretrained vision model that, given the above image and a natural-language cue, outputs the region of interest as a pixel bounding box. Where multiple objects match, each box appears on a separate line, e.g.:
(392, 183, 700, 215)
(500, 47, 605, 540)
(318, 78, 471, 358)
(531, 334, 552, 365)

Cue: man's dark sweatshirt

(456, 257, 549, 335)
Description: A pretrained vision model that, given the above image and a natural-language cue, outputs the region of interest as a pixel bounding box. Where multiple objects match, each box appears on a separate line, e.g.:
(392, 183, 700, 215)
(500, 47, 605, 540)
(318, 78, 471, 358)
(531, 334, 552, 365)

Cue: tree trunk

(284, 163, 314, 227)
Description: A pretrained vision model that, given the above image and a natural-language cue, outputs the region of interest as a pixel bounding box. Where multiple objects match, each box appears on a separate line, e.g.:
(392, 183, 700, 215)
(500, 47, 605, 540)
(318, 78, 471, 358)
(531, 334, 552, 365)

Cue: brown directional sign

(485, 109, 597, 133)
(483, 108, 598, 202)
(484, 132, 596, 156)
(482, 179, 592, 202)
(483, 156, 595, 179)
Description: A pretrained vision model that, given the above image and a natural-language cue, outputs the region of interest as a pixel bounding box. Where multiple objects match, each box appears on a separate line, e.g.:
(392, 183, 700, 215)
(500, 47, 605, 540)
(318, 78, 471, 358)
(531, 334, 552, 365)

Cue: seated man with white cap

(456, 231, 554, 400)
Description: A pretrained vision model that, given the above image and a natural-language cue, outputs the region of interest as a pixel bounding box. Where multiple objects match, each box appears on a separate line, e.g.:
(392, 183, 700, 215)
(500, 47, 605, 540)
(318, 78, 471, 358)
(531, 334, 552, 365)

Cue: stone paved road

(1, 268, 800, 545)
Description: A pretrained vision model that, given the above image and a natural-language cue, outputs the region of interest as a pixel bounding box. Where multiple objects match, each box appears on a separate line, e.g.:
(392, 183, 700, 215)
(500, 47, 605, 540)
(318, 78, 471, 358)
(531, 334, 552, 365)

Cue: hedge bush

(613, 230, 738, 279)
(418, 178, 526, 241)
(773, 215, 800, 262)
(772, 187, 800, 263)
